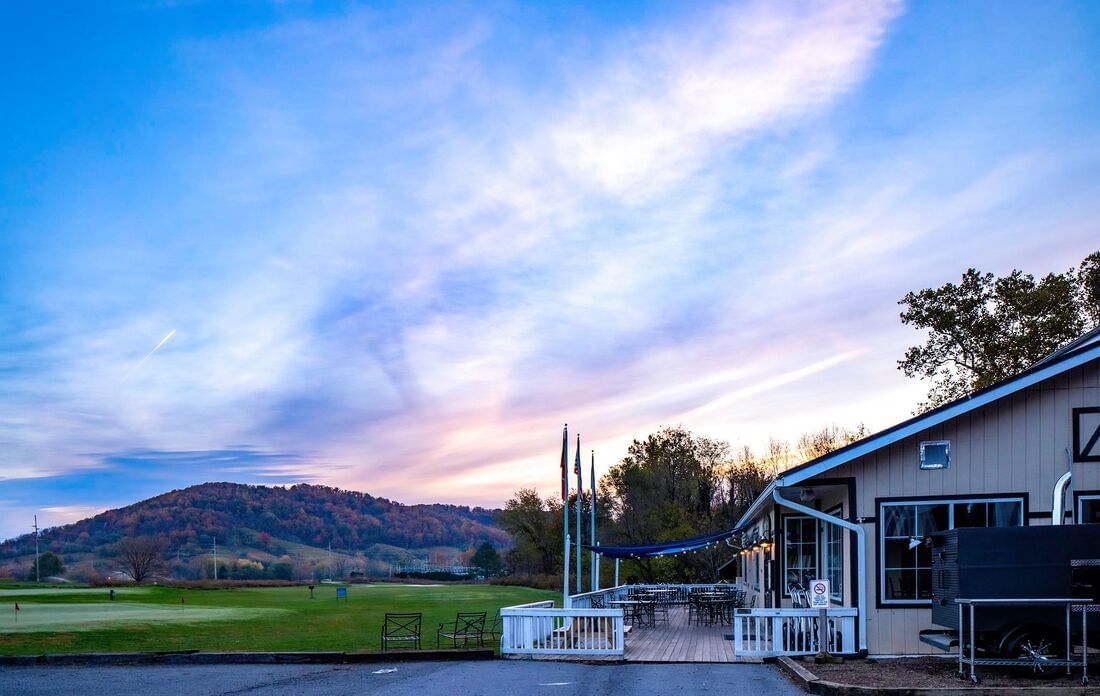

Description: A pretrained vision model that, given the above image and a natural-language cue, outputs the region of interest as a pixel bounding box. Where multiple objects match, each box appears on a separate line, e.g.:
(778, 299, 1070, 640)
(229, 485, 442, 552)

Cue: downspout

(773, 489, 868, 655)
(1051, 448, 1073, 526)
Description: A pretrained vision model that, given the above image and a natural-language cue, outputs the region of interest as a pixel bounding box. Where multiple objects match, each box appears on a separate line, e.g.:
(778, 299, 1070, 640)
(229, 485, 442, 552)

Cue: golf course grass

(0, 583, 556, 654)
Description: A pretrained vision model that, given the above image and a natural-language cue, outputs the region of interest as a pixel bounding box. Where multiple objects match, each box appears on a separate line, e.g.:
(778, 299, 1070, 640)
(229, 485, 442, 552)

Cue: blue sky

(1, 1, 1099, 540)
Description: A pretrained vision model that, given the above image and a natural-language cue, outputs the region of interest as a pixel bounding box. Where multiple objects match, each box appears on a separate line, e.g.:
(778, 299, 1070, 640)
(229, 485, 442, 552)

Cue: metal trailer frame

(956, 598, 1091, 686)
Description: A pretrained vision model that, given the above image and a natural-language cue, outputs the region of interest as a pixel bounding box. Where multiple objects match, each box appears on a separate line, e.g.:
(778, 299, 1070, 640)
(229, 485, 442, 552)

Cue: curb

(775, 657, 1098, 696)
(0, 649, 495, 667)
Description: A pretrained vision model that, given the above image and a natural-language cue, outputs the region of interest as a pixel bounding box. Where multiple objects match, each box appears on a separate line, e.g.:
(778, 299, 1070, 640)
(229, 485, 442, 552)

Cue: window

(919, 440, 950, 470)
(1079, 495, 1100, 525)
(784, 516, 818, 595)
(880, 497, 1023, 604)
(823, 507, 844, 602)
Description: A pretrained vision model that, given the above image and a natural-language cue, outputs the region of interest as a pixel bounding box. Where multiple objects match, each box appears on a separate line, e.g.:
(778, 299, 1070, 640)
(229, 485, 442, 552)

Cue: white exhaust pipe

(1051, 448, 1072, 526)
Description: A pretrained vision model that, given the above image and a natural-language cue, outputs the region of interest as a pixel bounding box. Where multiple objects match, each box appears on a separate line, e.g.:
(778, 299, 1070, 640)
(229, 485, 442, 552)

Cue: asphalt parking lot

(0, 660, 803, 696)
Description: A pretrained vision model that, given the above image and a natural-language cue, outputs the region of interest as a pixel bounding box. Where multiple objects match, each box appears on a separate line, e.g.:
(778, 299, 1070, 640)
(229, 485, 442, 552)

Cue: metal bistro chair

(590, 594, 608, 609)
(381, 612, 422, 651)
(437, 611, 486, 648)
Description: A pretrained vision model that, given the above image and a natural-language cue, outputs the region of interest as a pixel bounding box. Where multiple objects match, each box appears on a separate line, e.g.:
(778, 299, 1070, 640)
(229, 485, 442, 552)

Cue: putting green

(0, 603, 286, 633)
(0, 587, 154, 597)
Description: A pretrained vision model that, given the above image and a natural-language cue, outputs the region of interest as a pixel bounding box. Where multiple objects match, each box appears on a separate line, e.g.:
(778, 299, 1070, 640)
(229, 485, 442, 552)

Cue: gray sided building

(733, 327, 1100, 655)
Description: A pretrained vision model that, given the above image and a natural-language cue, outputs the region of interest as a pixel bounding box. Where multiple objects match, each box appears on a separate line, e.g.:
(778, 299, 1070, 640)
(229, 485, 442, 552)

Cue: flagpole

(590, 449, 598, 592)
(574, 434, 582, 595)
(560, 424, 570, 608)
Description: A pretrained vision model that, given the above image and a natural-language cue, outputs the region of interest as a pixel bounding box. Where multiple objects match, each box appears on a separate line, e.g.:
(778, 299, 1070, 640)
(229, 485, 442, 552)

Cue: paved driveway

(0, 660, 803, 696)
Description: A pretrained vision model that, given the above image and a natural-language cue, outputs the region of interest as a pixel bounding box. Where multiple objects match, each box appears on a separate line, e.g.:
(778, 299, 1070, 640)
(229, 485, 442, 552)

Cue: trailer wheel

(1003, 630, 1062, 679)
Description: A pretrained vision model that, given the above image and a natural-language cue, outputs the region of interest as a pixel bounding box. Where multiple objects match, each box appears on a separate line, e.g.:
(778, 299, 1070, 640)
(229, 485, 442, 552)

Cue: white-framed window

(823, 506, 844, 602)
(879, 496, 1023, 605)
(919, 440, 950, 470)
(784, 516, 818, 595)
(1079, 494, 1100, 524)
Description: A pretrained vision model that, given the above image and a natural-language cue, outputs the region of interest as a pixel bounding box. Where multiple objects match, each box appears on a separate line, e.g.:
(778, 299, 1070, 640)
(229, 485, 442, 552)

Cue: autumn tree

(498, 489, 558, 575)
(899, 251, 1100, 412)
(116, 536, 167, 583)
(797, 423, 868, 461)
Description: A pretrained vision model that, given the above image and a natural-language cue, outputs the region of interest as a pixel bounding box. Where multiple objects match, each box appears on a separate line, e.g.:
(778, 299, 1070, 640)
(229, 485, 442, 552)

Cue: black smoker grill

(920, 525, 1100, 662)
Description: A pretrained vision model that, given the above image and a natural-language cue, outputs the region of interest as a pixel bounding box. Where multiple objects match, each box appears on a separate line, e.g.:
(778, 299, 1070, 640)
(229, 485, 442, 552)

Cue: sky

(1, 1, 1099, 540)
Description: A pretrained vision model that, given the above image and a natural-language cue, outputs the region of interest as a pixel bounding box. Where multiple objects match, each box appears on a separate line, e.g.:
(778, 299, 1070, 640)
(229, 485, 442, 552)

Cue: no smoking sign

(809, 579, 830, 608)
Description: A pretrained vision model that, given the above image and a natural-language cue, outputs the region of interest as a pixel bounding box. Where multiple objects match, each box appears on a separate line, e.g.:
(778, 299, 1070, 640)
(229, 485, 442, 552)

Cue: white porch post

(772, 489, 868, 654)
(614, 558, 620, 586)
(563, 534, 571, 608)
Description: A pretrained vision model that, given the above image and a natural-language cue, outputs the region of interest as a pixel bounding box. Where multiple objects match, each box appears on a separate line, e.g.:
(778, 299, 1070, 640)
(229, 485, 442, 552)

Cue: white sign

(809, 579, 830, 608)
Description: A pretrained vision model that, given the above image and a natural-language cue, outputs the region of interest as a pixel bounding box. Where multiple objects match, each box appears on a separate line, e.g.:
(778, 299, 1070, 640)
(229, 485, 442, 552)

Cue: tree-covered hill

(0, 482, 508, 560)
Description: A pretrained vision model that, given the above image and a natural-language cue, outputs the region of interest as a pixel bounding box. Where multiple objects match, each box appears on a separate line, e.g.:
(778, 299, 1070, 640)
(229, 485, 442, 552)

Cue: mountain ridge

(0, 482, 508, 575)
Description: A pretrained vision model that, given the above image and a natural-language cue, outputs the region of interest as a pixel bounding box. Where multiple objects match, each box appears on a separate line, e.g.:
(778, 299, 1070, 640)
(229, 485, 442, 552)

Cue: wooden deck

(624, 605, 741, 662)
(508, 605, 758, 663)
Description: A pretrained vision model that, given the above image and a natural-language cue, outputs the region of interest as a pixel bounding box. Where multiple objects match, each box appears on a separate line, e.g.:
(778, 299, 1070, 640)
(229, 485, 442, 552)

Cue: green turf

(0, 583, 556, 654)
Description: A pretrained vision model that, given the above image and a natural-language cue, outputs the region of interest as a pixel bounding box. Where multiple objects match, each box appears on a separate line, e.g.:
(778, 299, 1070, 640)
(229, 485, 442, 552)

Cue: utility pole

(33, 515, 40, 583)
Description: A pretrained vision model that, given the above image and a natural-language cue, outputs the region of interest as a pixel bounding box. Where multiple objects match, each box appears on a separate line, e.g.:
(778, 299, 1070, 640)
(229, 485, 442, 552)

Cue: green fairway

(0, 583, 556, 654)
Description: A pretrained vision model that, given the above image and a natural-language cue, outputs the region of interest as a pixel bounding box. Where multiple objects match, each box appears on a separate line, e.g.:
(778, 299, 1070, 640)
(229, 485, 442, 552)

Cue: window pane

(917, 569, 933, 599)
(884, 570, 916, 600)
(954, 501, 987, 528)
(883, 505, 914, 537)
(916, 540, 932, 569)
(916, 504, 948, 535)
(991, 501, 1022, 527)
(883, 539, 913, 569)
(1082, 499, 1100, 525)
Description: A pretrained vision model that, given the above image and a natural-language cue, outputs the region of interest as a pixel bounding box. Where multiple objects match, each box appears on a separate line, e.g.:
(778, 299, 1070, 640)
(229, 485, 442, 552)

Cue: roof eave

(733, 339, 1100, 529)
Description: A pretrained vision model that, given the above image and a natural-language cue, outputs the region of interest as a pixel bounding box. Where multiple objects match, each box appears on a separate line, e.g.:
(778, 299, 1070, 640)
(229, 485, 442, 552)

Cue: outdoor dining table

(610, 599, 653, 627)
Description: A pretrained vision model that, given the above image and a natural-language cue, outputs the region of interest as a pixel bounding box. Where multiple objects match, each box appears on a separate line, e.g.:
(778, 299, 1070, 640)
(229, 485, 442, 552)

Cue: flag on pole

(560, 424, 569, 501)
(14, 603, 19, 612)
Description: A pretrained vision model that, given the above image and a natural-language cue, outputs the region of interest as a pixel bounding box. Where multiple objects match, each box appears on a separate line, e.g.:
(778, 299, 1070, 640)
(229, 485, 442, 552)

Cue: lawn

(0, 583, 556, 655)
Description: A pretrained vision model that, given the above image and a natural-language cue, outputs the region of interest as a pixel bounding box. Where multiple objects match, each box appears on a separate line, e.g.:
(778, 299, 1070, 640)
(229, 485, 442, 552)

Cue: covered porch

(500, 583, 857, 662)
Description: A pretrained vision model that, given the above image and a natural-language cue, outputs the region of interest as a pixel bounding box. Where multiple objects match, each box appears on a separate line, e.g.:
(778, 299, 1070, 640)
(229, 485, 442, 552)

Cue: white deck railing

(568, 583, 733, 608)
(733, 607, 858, 657)
(500, 600, 626, 656)
(502, 585, 857, 659)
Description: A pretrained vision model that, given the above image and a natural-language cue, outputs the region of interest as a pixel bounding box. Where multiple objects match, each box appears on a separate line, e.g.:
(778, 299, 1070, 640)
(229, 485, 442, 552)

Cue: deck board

(622, 606, 739, 663)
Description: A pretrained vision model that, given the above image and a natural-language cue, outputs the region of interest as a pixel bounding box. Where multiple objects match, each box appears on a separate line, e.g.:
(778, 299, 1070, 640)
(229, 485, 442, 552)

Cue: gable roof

(735, 327, 1100, 528)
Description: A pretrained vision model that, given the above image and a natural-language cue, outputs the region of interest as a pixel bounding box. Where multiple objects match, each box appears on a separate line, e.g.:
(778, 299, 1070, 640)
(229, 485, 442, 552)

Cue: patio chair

(590, 594, 607, 609)
(381, 612, 422, 651)
(437, 611, 487, 648)
(481, 614, 503, 645)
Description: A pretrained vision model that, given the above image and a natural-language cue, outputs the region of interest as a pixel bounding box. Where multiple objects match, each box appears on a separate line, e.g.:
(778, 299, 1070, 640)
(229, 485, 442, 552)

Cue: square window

(919, 440, 950, 470)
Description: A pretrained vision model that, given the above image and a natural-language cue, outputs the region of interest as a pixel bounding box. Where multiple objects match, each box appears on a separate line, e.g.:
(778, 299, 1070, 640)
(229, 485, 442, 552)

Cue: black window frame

(875, 493, 1027, 608)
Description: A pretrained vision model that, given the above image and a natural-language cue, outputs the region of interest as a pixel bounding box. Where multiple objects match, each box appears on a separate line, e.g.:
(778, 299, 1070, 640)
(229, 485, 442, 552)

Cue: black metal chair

(381, 612, 422, 651)
(481, 614, 503, 646)
(590, 594, 607, 609)
(436, 611, 486, 648)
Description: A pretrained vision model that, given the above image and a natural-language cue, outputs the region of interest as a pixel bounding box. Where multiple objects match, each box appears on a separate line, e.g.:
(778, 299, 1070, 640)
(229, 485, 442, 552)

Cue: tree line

(499, 423, 867, 586)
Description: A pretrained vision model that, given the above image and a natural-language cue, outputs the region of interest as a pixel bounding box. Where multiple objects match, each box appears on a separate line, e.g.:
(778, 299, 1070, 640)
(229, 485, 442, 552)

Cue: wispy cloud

(2, 0, 1098, 538)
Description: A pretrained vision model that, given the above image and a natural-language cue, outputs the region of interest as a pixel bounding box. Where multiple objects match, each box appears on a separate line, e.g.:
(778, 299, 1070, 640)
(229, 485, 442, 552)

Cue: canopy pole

(614, 558, 620, 587)
(590, 450, 598, 593)
(575, 435, 582, 594)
